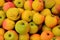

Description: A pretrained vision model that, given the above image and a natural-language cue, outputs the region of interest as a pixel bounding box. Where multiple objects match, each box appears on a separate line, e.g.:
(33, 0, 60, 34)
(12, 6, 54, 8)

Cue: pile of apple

(0, 0, 60, 40)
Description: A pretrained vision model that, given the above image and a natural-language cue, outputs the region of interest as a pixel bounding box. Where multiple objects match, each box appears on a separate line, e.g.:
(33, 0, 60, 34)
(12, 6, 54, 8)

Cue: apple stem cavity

(0, 17, 2, 19)
(31, 23, 33, 26)
(18, 2, 21, 4)
(9, 34, 11, 37)
(47, 33, 49, 35)
(21, 23, 24, 25)
(58, 27, 60, 29)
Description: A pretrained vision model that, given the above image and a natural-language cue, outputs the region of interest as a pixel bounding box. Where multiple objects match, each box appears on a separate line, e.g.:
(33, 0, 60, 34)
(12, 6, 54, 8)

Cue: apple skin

(29, 22, 38, 34)
(41, 30, 54, 40)
(0, 28, 5, 36)
(6, 8, 20, 21)
(2, 19, 15, 30)
(42, 25, 51, 31)
(45, 0, 55, 8)
(33, 13, 45, 25)
(32, 0, 44, 11)
(24, 0, 33, 10)
(14, 0, 25, 8)
(3, 2, 15, 12)
(45, 15, 58, 28)
(0, 35, 4, 40)
(32, 10, 38, 15)
(15, 20, 30, 34)
(41, 9, 52, 16)
(4, 30, 18, 40)
(0, 10, 5, 26)
(30, 34, 40, 40)
(18, 8, 24, 15)
(54, 0, 60, 4)
(19, 33, 29, 40)
(0, 0, 5, 7)
(52, 25, 60, 36)
(22, 10, 33, 22)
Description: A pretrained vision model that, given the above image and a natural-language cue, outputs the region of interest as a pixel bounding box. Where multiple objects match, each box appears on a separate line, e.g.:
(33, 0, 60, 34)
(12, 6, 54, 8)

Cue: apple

(52, 25, 60, 36)
(30, 34, 40, 40)
(0, 0, 5, 7)
(41, 30, 54, 40)
(15, 20, 30, 34)
(29, 22, 38, 34)
(0, 28, 5, 36)
(24, 0, 33, 10)
(2, 19, 15, 30)
(19, 33, 29, 40)
(4, 30, 18, 40)
(45, 0, 55, 8)
(32, 0, 44, 11)
(3, 2, 15, 12)
(41, 9, 52, 16)
(45, 15, 58, 28)
(6, 8, 20, 21)
(0, 10, 5, 26)
(42, 25, 51, 31)
(33, 13, 45, 25)
(13, 0, 25, 8)
(22, 10, 33, 22)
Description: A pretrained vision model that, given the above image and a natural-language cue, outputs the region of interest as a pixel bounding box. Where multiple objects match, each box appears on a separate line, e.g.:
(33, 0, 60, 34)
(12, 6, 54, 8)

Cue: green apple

(45, 15, 57, 28)
(15, 20, 30, 34)
(14, 0, 25, 8)
(41, 9, 52, 16)
(22, 10, 33, 22)
(45, 0, 55, 8)
(42, 25, 51, 31)
(19, 33, 29, 40)
(29, 22, 38, 34)
(52, 25, 60, 36)
(4, 30, 18, 40)
(0, 10, 5, 26)
(6, 8, 20, 21)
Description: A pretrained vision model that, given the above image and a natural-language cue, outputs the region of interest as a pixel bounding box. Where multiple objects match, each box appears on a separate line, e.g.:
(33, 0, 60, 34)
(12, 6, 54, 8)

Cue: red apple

(3, 2, 15, 12)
